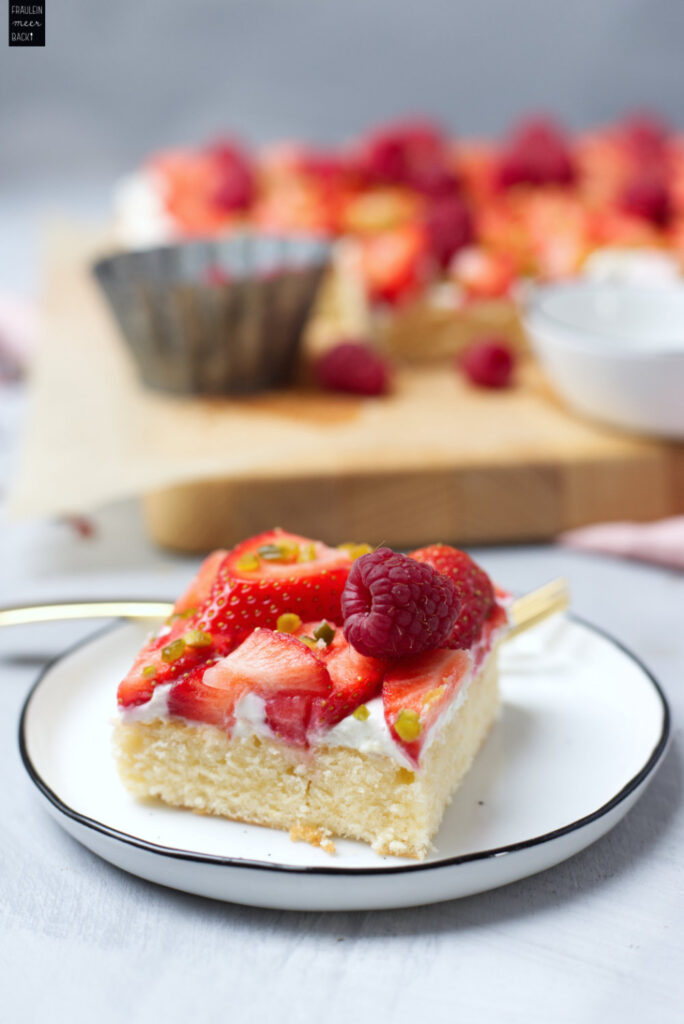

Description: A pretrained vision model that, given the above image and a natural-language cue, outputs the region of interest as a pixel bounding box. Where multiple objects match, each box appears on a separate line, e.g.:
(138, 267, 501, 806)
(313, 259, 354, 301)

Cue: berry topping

(168, 629, 331, 743)
(619, 171, 671, 227)
(355, 119, 458, 196)
(451, 247, 515, 300)
(314, 341, 391, 397)
(303, 619, 388, 732)
(410, 544, 495, 649)
(619, 112, 669, 160)
(359, 224, 428, 306)
(173, 549, 227, 616)
(423, 195, 474, 269)
(206, 140, 256, 212)
(460, 338, 515, 389)
(117, 615, 220, 709)
(202, 629, 331, 695)
(383, 648, 471, 762)
(341, 548, 461, 659)
(498, 117, 576, 189)
(198, 529, 352, 642)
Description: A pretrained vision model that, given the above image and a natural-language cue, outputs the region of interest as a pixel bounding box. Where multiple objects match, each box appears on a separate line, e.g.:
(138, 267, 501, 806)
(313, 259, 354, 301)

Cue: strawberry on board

(197, 529, 353, 642)
(298, 620, 389, 732)
(410, 544, 495, 649)
(382, 648, 471, 764)
(167, 628, 331, 743)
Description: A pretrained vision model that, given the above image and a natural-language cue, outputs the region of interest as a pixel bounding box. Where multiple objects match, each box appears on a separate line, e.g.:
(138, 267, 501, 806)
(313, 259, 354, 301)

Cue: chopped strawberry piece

(202, 628, 331, 695)
(383, 648, 471, 764)
(451, 246, 515, 300)
(117, 616, 217, 708)
(410, 544, 495, 649)
(197, 530, 353, 641)
(166, 663, 230, 729)
(168, 629, 331, 743)
(264, 694, 314, 745)
(359, 225, 429, 305)
(173, 549, 227, 616)
(300, 621, 388, 731)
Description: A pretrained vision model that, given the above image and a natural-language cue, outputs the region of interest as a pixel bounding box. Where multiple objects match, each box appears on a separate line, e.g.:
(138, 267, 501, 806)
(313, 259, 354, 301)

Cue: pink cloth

(560, 516, 684, 570)
(0, 294, 36, 378)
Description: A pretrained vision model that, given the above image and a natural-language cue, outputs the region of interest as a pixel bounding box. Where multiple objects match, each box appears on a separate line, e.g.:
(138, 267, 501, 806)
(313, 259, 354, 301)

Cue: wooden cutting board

(17, 223, 684, 553)
(143, 361, 684, 552)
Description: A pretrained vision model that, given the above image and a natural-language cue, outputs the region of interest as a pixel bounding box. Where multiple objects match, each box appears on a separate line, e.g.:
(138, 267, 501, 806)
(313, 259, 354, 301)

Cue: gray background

(3, 0, 684, 188)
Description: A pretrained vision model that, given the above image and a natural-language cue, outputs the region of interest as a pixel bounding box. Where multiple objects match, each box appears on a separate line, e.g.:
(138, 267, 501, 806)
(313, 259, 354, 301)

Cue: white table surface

(0, 383, 682, 1024)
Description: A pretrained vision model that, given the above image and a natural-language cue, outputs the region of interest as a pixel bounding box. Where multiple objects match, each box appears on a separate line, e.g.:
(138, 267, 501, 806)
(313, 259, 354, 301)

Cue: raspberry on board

(460, 337, 515, 389)
(314, 341, 391, 396)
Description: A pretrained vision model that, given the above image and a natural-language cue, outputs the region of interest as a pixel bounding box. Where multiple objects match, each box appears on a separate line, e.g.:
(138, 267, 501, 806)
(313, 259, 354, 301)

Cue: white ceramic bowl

(523, 281, 684, 439)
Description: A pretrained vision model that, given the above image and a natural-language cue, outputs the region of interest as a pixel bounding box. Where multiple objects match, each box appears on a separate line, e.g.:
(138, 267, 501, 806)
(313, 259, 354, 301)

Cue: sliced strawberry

(359, 225, 429, 306)
(169, 629, 331, 743)
(117, 616, 217, 708)
(383, 648, 471, 765)
(173, 549, 227, 615)
(410, 545, 495, 649)
(203, 628, 331, 695)
(451, 246, 515, 300)
(197, 529, 352, 641)
(298, 620, 388, 732)
(264, 694, 314, 745)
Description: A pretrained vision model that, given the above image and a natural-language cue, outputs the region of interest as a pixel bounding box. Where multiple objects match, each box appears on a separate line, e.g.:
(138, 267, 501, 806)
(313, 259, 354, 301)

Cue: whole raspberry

(315, 341, 391, 397)
(460, 338, 515, 389)
(355, 119, 458, 196)
(423, 195, 474, 269)
(342, 548, 461, 658)
(498, 117, 575, 189)
(410, 544, 494, 649)
(620, 113, 669, 160)
(620, 172, 671, 228)
(207, 141, 255, 212)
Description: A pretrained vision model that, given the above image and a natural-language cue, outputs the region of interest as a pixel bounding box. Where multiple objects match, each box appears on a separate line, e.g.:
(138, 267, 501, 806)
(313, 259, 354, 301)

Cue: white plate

(19, 614, 669, 911)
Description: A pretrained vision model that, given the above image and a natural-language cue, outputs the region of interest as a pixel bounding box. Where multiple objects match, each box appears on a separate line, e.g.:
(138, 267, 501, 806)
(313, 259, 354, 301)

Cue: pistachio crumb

(313, 620, 335, 645)
(276, 612, 302, 634)
(394, 709, 422, 742)
(161, 638, 186, 664)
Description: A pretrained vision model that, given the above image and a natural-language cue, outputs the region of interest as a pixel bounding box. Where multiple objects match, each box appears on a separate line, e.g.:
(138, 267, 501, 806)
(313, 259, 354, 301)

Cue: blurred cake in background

(113, 113, 684, 361)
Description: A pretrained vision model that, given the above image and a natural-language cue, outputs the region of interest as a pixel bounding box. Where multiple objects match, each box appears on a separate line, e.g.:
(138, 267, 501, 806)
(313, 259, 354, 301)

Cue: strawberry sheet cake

(114, 530, 508, 858)
(114, 113, 684, 331)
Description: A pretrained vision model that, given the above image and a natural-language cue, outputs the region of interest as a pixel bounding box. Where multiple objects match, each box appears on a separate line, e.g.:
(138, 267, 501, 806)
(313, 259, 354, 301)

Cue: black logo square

(9, 1, 45, 46)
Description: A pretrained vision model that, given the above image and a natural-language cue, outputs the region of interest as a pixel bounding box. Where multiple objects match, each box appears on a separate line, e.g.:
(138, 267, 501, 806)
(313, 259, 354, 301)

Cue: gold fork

(0, 579, 569, 638)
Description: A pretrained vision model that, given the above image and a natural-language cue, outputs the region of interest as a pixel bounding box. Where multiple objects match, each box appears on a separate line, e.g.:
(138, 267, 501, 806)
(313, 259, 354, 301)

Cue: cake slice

(113, 530, 508, 859)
